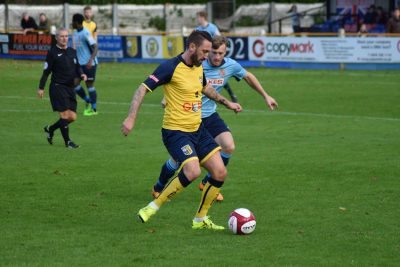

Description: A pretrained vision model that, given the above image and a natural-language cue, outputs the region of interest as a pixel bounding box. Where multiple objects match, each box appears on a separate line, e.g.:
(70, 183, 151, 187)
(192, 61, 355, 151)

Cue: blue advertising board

(97, 35, 123, 59)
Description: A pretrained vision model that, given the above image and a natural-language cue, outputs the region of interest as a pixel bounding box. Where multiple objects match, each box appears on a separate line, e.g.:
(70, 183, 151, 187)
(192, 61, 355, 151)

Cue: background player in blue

(152, 35, 278, 201)
(72, 13, 99, 116)
(195, 11, 221, 38)
(196, 11, 238, 103)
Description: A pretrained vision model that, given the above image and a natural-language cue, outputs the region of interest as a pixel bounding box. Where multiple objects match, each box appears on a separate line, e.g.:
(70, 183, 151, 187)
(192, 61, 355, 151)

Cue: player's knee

(212, 166, 227, 181)
(68, 112, 77, 122)
(222, 142, 235, 154)
(183, 164, 201, 181)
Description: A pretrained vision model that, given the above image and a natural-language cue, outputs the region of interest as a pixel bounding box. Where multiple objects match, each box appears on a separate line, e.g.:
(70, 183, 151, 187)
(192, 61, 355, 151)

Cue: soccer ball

(228, 208, 256, 235)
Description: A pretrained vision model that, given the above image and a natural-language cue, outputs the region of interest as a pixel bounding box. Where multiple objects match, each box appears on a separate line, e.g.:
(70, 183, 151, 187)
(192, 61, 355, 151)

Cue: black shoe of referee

(66, 141, 80, 149)
(44, 125, 53, 145)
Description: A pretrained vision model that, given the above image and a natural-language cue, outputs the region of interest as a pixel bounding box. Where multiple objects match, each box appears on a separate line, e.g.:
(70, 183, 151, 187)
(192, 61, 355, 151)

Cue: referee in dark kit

(38, 27, 87, 149)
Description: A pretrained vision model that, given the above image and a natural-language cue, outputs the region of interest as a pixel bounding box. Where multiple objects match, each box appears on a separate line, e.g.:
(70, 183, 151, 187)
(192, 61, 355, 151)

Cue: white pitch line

(0, 95, 399, 122)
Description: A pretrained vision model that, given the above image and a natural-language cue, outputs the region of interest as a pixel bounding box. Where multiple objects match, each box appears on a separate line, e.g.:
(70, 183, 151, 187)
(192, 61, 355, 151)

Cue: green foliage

(235, 15, 264, 27)
(0, 60, 399, 266)
(148, 16, 166, 31)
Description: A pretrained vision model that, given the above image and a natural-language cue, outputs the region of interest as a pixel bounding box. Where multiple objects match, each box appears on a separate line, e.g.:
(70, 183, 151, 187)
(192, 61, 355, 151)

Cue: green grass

(0, 59, 399, 266)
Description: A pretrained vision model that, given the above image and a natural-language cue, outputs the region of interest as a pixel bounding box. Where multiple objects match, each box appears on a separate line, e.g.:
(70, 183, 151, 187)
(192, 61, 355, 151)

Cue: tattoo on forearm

(218, 98, 228, 106)
(204, 85, 229, 107)
(128, 88, 145, 116)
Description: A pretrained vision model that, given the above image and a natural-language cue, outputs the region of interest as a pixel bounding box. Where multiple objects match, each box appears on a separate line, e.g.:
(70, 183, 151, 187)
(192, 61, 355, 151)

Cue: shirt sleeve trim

(141, 83, 153, 92)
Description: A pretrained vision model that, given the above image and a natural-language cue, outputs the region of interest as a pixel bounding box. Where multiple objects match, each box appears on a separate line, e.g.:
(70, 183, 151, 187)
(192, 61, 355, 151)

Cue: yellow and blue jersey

(82, 20, 97, 39)
(202, 58, 247, 118)
(142, 54, 207, 132)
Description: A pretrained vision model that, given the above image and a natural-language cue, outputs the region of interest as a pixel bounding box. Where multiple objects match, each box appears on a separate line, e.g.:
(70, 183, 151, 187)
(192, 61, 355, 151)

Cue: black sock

(49, 119, 63, 134)
(59, 119, 70, 145)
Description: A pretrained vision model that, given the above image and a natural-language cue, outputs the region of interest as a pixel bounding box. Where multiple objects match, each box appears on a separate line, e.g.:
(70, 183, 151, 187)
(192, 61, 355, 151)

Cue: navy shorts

(81, 64, 97, 82)
(49, 83, 77, 112)
(202, 112, 230, 138)
(162, 123, 221, 167)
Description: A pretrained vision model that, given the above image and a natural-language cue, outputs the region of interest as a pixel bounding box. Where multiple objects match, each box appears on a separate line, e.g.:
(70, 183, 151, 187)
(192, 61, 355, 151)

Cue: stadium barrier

(1, 32, 400, 70)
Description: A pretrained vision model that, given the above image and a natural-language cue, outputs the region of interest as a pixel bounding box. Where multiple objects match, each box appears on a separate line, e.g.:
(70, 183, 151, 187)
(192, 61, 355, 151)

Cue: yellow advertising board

(162, 36, 184, 58)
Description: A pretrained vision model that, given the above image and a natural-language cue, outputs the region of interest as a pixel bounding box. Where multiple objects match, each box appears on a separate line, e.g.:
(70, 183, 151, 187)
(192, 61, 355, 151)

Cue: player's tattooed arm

(202, 83, 228, 106)
(122, 84, 149, 136)
(202, 83, 242, 113)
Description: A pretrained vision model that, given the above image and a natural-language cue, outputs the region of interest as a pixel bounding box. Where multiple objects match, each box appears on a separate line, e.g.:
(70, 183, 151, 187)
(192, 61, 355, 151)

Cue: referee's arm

(38, 50, 54, 98)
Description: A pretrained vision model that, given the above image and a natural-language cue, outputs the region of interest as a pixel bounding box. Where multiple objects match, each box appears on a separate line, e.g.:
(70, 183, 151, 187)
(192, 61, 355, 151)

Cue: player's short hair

(197, 11, 207, 18)
(212, 35, 228, 49)
(56, 27, 68, 37)
(84, 6, 92, 11)
(186, 30, 212, 48)
(72, 13, 85, 24)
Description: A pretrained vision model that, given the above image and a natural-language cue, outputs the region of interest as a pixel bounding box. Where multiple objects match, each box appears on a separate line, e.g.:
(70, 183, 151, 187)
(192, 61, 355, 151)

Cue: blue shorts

(81, 65, 97, 82)
(162, 123, 221, 167)
(202, 112, 230, 138)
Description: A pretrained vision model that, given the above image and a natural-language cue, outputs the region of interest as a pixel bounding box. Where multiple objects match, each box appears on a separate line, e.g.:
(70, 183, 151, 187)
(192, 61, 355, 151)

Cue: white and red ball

(228, 208, 256, 235)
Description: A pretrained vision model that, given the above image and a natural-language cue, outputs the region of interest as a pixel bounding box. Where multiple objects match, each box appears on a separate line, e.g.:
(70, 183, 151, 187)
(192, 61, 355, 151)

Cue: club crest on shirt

(181, 145, 193, 156)
(199, 76, 203, 85)
(219, 69, 225, 77)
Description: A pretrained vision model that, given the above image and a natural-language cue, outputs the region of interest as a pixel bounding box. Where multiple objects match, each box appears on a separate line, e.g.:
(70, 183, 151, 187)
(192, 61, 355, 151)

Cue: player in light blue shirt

(152, 35, 278, 201)
(201, 57, 246, 118)
(195, 11, 239, 104)
(72, 13, 99, 116)
(195, 11, 221, 38)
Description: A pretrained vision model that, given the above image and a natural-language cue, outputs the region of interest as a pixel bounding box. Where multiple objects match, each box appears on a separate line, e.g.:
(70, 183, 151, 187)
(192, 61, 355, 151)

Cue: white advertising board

(248, 37, 400, 63)
(141, 35, 163, 59)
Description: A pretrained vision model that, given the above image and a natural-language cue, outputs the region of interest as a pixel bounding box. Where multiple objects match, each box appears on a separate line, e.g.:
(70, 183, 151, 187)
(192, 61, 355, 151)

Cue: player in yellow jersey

(83, 6, 97, 40)
(121, 31, 242, 230)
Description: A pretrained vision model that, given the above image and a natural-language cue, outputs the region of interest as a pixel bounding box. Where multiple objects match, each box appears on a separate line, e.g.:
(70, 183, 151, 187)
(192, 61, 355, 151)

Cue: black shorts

(162, 123, 221, 166)
(82, 65, 97, 82)
(202, 112, 230, 138)
(49, 83, 77, 112)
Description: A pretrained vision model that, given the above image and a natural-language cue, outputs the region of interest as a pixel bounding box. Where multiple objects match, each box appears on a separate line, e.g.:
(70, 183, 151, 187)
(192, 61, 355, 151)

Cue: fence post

(112, 3, 118, 35)
(63, 3, 69, 29)
(206, 2, 212, 22)
(268, 2, 272, 33)
(4, 3, 8, 32)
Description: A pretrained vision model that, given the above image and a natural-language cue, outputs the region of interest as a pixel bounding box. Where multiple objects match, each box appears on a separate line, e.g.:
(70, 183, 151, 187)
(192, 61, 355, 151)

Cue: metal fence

(1, 3, 325, 35)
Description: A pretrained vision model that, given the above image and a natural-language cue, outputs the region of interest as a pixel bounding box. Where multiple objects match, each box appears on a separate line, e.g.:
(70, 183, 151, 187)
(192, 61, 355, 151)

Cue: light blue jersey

(202, 58, 247, 118)
(195, 23, 220, 38)
(73, 27, 97, 66)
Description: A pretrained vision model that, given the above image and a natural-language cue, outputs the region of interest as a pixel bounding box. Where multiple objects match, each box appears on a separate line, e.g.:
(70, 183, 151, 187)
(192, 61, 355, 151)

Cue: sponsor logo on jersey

(207, 78, 224, 86)
(182, 101, 202, 112)
(181, 145, 193, 156)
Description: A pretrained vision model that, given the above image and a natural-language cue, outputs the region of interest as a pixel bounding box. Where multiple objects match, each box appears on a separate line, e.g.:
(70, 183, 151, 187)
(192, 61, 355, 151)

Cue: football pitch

(0, 59, 399, 266)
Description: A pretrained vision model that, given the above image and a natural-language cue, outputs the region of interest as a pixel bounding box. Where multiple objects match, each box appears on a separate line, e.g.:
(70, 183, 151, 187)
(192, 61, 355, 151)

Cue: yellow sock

(195, 182, 221, 219)
(153, 176, 184, 208)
